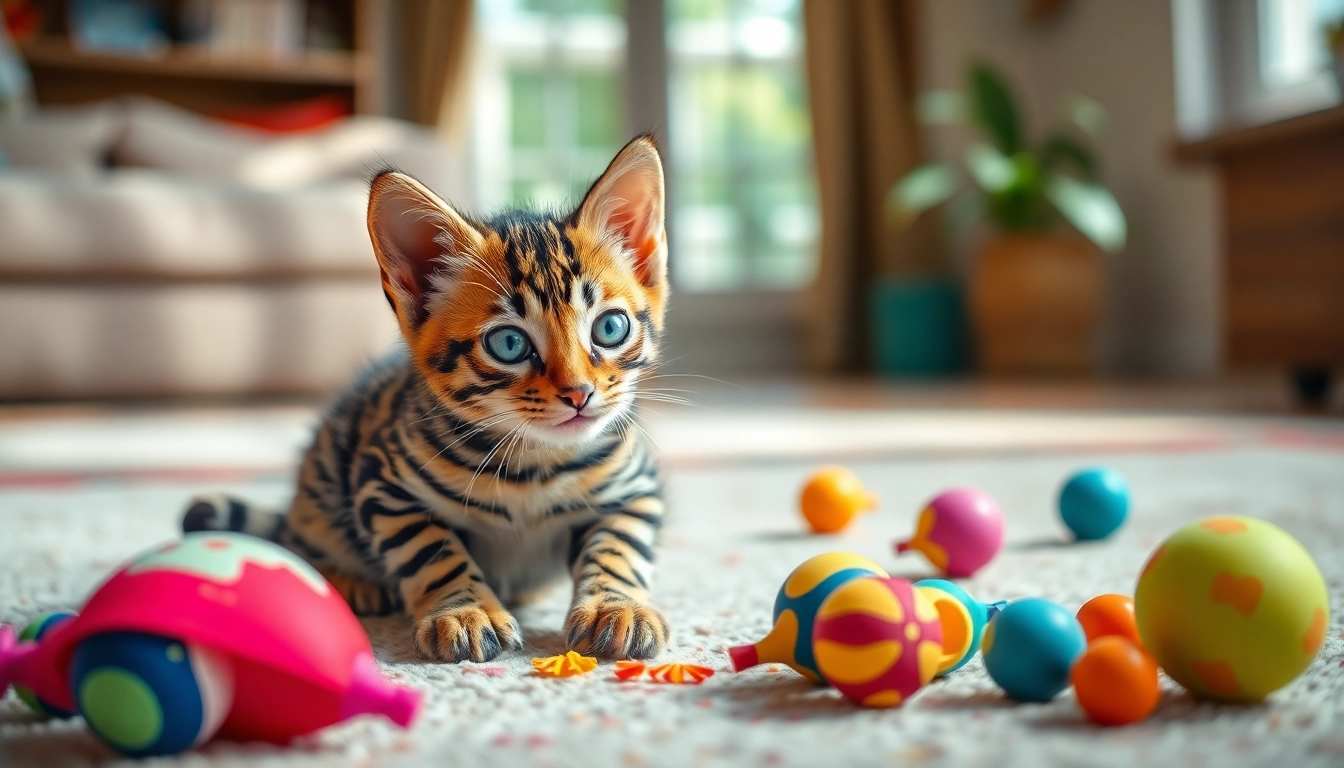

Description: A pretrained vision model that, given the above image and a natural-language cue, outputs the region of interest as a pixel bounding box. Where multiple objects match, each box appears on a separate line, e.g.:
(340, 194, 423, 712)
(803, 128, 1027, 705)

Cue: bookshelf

(17, 0, 384, 116)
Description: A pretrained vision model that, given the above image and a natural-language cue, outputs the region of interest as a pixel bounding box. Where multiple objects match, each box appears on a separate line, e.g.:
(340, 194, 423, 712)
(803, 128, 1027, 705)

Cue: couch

(0, 97, 469, 400)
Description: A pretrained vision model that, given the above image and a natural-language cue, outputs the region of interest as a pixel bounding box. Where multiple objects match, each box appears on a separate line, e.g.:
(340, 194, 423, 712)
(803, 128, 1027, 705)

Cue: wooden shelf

(1174, 105, 1344, 163)
(19, 38, 362, 86)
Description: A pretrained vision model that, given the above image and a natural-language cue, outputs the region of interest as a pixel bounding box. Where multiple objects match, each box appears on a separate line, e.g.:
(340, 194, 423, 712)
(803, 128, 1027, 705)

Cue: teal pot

(869, 276, 966, 376)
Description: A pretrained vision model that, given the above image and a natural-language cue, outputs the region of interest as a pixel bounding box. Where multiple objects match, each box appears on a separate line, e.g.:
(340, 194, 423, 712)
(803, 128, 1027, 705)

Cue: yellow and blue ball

(728, 552, 887, 681)
(812, 577, 944, 708)
(1135, 516, 1329, 702)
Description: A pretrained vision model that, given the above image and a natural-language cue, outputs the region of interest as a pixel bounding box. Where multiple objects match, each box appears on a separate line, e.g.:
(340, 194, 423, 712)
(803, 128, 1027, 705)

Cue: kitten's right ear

(367, 171, 484, 330)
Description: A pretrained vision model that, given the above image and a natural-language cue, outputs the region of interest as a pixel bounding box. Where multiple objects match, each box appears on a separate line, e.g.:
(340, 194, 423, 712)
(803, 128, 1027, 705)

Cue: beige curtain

(400, 0, 475, 138)
(802, 0, 933, 372)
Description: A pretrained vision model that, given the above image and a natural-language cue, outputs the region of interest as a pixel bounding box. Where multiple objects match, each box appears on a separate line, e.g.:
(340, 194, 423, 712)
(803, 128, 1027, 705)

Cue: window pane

(668, 0, 819, 292)
(475, 0, 625, 210)
(1258, 0, 1344, 87)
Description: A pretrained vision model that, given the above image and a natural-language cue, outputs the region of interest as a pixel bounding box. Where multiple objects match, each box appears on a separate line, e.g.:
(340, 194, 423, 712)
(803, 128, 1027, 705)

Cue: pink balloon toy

(895, 487, 1005, 577)
(0, 533, 421, 757)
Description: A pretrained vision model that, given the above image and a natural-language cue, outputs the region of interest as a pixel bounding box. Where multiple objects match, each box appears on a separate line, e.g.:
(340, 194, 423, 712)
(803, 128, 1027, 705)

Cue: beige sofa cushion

(112, 96, 463, 193)
(0, 101, 124, 175)
(0, 281, 399, 398)
(0, 170, 375, 276)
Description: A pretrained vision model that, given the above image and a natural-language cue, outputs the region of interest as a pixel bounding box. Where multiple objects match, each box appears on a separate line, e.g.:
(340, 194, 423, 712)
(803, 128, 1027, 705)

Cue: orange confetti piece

(646, 663, 715, 684)
(532, 651, 598, 678)
(614, 660, 647, 680)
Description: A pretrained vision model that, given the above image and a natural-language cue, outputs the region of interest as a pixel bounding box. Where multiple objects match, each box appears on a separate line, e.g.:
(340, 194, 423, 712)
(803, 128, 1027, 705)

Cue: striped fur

(184, 137, 671, 662)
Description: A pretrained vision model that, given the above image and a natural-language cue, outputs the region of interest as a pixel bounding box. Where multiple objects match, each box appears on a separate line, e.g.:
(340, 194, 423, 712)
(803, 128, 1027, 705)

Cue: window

(473, 0, 627, 209)
(473, 0, 819, 293)
(1259, 0, 1344, 88)
(1173, 0, 1344, 138)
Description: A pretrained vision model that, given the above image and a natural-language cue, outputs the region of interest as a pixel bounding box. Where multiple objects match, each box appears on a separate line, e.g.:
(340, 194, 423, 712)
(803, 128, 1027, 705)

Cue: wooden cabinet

(1177, 107, 1344, 402)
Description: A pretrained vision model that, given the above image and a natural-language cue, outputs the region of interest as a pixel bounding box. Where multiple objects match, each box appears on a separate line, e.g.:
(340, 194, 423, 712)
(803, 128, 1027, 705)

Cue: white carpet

(2, 408, 1343, 767)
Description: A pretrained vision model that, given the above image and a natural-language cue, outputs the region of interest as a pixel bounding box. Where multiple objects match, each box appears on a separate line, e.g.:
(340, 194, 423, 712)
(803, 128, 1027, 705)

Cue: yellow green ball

(1134, 516, 1329, 702)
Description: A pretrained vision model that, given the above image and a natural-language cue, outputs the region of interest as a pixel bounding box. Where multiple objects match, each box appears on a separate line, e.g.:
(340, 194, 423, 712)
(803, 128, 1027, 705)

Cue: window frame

(1173, 0, 1341, 140)
(471, 0, 813, 373)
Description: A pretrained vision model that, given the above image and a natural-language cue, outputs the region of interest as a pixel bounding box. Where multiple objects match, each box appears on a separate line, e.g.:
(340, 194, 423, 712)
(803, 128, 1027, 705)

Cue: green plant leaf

(944, 189, 987, 235)
(888, 164, 960, 224)
(917, 90, 965, 125)
(1046, 176, 1127, 254)
(1040, 134, 1097, 179)
(968, 61, 1022, 154)
(1061, 93, 1107, 136)
(964, 143, 1016, 193)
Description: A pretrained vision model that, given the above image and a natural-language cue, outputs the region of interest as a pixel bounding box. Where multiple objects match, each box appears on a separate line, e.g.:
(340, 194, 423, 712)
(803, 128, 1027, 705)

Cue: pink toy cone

(896, 487, 1004, 578)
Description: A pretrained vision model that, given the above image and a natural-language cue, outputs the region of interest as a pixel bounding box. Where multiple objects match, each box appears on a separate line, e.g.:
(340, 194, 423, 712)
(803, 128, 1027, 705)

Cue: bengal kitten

(183, 137, 670, 663)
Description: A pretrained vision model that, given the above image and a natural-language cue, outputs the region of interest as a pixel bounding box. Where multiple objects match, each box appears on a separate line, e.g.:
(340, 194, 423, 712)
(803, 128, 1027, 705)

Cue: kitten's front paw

(413, 604, 522, 662)
(564, 596, 669, 660)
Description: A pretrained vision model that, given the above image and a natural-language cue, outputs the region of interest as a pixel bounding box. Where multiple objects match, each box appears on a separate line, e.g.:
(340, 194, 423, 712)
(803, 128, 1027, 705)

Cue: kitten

(184, 137, 670, 663)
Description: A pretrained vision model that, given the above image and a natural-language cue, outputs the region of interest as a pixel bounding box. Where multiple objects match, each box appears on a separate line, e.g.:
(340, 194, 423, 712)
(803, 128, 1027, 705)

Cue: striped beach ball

(812, 577, 944, 708)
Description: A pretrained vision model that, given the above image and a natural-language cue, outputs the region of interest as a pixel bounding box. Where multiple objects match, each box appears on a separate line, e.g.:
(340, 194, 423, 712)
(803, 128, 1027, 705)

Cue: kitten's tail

(181, 494, 286, 541)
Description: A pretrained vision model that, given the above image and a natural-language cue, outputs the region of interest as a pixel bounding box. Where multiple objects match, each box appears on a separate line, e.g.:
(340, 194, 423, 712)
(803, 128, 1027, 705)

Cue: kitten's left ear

(575, 136, 667, 288)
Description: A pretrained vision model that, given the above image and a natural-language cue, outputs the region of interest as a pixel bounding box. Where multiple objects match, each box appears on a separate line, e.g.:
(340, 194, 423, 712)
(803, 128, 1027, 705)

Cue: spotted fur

(184, 137, 671, 662)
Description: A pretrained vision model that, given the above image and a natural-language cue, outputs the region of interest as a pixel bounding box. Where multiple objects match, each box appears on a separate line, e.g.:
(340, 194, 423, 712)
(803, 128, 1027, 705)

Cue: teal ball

(1059, 468, 1130, 541)
(982, 598, 1086, 702)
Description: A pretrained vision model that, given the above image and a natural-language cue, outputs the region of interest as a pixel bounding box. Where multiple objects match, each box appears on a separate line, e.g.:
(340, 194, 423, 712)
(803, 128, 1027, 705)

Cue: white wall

(919, 0, 1221, 376)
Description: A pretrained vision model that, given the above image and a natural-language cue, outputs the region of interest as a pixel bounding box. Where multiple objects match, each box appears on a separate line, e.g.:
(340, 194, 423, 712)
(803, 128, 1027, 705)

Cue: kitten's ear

(368, 171, 484, 329)
(574, 136, 667, 288)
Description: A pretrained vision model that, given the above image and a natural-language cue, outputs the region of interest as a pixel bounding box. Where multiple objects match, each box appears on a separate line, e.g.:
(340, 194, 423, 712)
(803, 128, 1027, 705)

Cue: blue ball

(1058, 467, 1130, 541)
(71, 632, 232, 758)
(982, 598, 1086, 702)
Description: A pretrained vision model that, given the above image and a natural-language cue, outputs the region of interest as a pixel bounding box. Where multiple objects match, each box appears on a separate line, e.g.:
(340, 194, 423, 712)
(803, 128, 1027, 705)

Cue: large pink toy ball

(895, 487, 1004, 578)
(812, 577, 945, 708)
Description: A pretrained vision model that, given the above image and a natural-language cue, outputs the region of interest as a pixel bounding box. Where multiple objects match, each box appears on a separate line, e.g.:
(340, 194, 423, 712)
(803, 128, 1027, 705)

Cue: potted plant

(890, 61, 1126, 375)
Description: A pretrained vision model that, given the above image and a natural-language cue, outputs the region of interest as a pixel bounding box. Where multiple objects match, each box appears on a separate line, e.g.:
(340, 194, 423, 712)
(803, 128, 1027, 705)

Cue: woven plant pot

(969, 233, 1100, 376)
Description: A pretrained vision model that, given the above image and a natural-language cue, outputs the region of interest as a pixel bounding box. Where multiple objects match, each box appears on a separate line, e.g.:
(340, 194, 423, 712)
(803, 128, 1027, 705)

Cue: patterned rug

(1, 405, 1342, 767)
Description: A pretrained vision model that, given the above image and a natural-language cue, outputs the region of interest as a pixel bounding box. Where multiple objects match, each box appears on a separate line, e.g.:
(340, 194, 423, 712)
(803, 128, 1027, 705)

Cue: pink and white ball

(895, 487, 1004, 578)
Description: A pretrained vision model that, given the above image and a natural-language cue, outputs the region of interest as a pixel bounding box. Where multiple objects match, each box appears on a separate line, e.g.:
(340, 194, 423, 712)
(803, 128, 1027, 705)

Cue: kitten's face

(367, 137, 668, 449)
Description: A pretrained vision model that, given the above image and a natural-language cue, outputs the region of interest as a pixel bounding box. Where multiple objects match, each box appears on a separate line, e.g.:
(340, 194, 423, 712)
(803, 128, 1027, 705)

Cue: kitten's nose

(557, 384, 594, 410)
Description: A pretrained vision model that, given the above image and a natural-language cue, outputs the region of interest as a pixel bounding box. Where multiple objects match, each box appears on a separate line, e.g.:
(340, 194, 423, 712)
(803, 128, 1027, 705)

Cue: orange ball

(800, 467, 877, 534)
(1076, 594, 1140, 645)
(1071, 636, 1160, 726)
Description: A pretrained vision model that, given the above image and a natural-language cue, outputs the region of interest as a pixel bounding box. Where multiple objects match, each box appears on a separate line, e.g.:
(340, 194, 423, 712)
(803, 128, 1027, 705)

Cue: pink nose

(557, 385, 594, 410)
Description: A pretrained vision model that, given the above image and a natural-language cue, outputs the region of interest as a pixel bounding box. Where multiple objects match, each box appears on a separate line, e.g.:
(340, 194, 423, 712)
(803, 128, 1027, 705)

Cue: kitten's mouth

(556, 413, 598, 429)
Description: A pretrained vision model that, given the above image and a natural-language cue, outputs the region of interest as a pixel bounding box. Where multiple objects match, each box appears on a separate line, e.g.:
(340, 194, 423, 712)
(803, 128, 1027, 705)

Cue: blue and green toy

(913, 579, 1007, 676)
(14, 611, 78, 718)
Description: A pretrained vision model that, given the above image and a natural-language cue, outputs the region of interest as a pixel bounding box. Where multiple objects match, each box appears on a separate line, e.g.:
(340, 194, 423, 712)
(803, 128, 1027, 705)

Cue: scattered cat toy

(0, 533, 421, 758)
(531, 653, 715, 684)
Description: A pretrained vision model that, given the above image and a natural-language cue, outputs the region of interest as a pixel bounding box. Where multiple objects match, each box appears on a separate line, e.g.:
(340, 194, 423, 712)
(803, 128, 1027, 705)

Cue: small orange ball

(1076, 593, 1140, 645)
(800, 466, 877, 533)
(1071, 636, 1160, 726)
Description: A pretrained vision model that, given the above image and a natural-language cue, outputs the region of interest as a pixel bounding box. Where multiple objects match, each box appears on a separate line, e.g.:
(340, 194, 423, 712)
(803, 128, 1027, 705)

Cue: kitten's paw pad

(414, 605, 522, 663)
(564, 597, 669, 660)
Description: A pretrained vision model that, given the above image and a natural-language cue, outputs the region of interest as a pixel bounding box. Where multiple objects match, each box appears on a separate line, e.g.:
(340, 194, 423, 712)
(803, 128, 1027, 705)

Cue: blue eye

(592, 310, 631, 348)
(484, 326, 532, 364)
